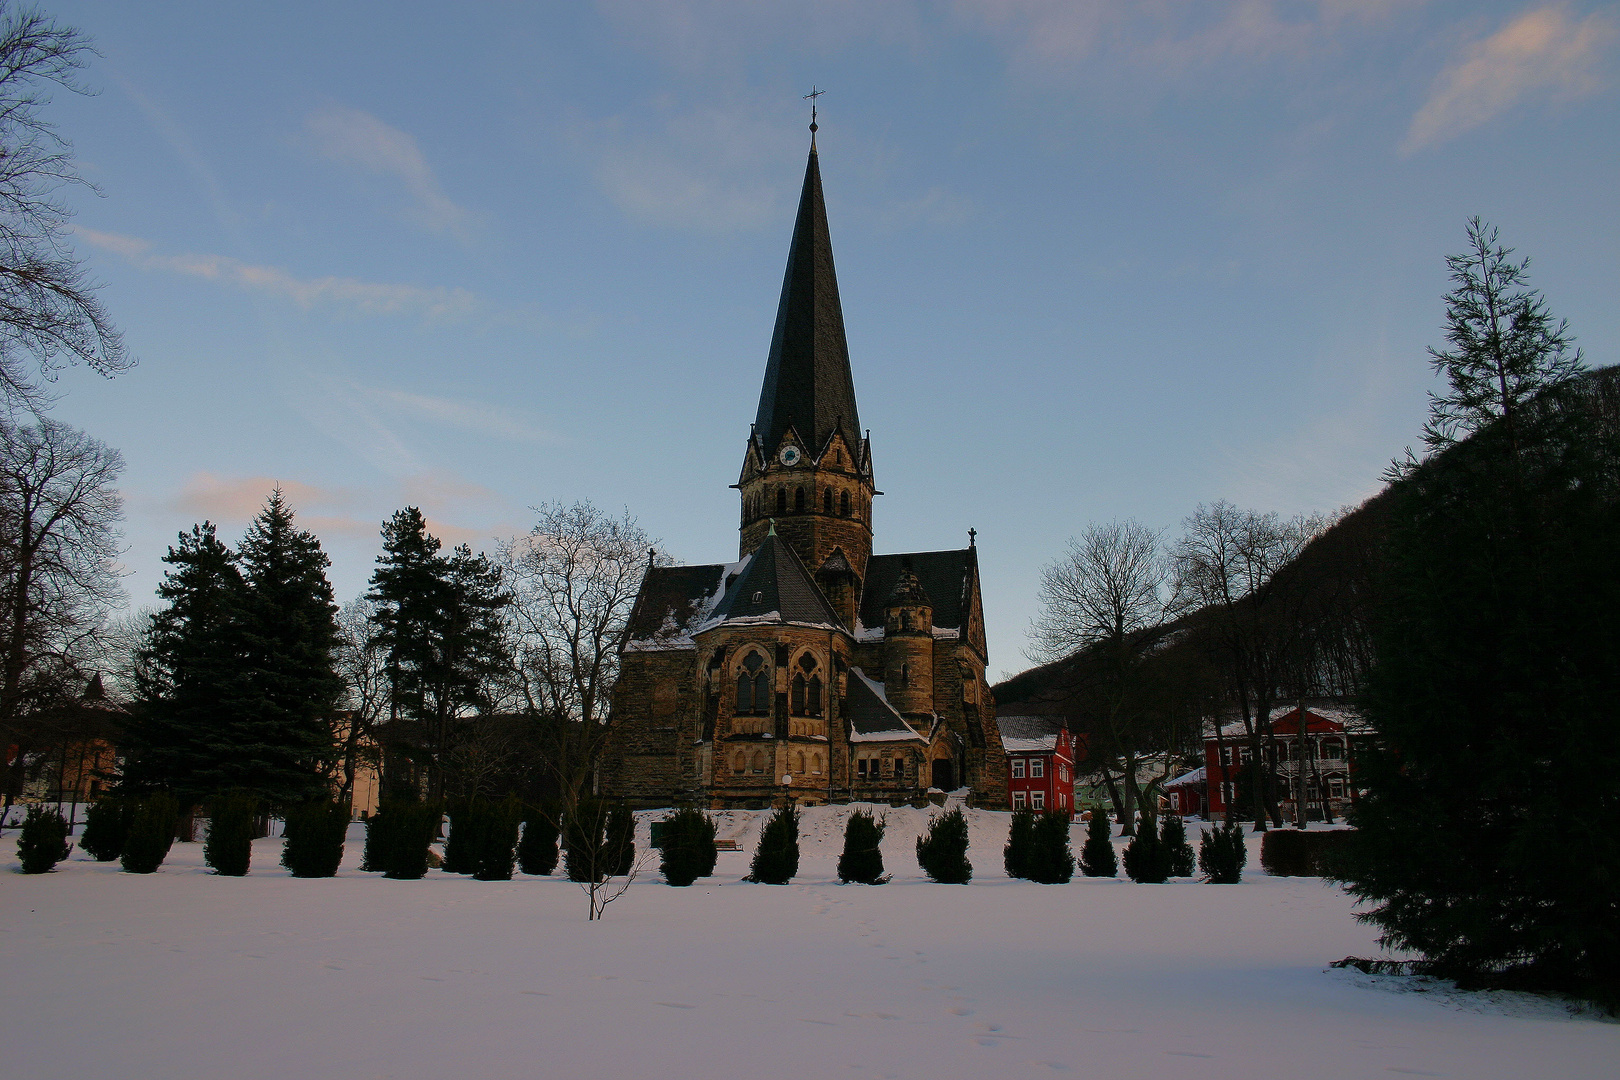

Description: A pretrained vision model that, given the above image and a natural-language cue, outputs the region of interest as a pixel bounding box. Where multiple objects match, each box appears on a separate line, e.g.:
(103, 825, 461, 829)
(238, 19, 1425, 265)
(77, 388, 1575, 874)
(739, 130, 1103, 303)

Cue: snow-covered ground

(3, 806, 1614, 1080)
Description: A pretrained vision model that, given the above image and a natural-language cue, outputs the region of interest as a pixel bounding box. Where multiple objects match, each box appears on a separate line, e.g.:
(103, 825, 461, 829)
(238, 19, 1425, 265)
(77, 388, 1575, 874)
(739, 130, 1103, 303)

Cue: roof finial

(968, 527, 977, 548)
(804, 86, 824, 149)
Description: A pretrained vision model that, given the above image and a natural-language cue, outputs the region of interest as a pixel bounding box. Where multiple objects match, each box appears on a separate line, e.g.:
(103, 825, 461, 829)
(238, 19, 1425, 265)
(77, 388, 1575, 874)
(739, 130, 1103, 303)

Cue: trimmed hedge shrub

(78, 799, 131, 862)
(17, 805, 71, 873)
(1079, 810, 1118, 877)
(916, 807, 972, 883)
(1261, 828, 1354, 877)
(121, 794, 178, 874)
(1003, 811, 1036, 879)
(1160, 815, 1196, 878)
(1027, 811, 1075, 884)
(281, 800, 349, 877)
(659, 807, 718, 887)
(442, 799, 479, 875)
(606, 803, 636, 876)
(517, 803, 560, 875)
(1123, 820, 1168, 883)
(1199, 819, 1247, 883)
(748, 806, 800, 884)
(837, 809, 887, 884)
(364, 801, 442, 879)
(473, 798, 523, 881)
(564, 800, 611, 883)
(203, 791, 257, 876)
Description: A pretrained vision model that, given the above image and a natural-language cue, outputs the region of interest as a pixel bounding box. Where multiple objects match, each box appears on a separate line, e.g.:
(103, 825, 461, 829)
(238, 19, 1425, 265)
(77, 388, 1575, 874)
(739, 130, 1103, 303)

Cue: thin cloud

(75, 227, 480, 321)
(1403, 5, 1616, 153)
(370, 386, 564, 445)
(173, 474, 359, 523)
(305, 104, 478, 239)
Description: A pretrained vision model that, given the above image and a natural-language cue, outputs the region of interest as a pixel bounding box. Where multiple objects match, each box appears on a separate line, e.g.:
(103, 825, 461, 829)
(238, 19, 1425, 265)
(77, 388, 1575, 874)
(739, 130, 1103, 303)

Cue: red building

(1204, 707, 1374, 821)
(995, 715, 1083, 816)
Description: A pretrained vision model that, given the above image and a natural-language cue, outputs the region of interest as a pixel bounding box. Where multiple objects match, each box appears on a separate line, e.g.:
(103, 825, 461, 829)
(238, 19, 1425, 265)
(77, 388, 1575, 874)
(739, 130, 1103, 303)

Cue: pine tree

(517, 803, 560, 875)
(606, 803, 636, 876)
(1160, 815, 1196, 878)
(203, 791, 257, 876)
(281, 799, 348, 877)
(915, 807, 972, 883)
(1003, 811, 1036, 879)
(78, 798, 130, 861)
(473, 798, 522, 881)
(16, 804, 70, 873)
(658, 807, 716, 887)
(838, 809, 887, 884)
(1028, 811, 1075, 884)
(1123, 819, 1168, 883)
(1199, 818, 1247, 883)
(1079, 810, 1118, 878)
(120, 793, 178, 874)
(748, 806, 799, 884)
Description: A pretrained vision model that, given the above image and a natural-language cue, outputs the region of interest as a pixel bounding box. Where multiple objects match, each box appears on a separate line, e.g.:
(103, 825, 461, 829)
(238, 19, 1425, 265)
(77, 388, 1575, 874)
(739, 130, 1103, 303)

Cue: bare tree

(0, 414, 122, 821)
(497, 501, 658, 816)
(0, 5, 131, 411)
(331, 596, 388, 803)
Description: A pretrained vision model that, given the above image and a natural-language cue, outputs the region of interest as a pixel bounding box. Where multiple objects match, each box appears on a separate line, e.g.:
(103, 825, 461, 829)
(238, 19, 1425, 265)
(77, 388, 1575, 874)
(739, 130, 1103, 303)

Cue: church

(601, 131, 1006, 810)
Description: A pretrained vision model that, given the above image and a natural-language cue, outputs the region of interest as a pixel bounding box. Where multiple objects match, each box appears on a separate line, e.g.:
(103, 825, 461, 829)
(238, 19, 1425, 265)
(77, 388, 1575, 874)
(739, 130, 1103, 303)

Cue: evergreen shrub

(517, 803, 560, 875)
(606, 803, 636, 876)
(837, 809, 887, 884)
(659, 807, 717, 887)
(473, 798, 522, 881)
(1079, 810, 1118, 877)
(748, 806, 800, 884)
(1003, 811, 1036, 879)
(1122, 820, 1168, 883)
(1199, 819, 1247, 883)
(1027, 812, 1075, 884)
(203, 791, 257, 876)
(443, 799, 479, 874)
(564, 800, 610, 883)
(364, 800, 441, 879)
(1261, 828, 1353, 877)
(121, 793, 178, 874)
(1160, 815, 1196, 878)
(916, 807, 972, 883)
(16, 805, 71, 873)
(79, 799, 130, 861)
(281, 800, 349, 877)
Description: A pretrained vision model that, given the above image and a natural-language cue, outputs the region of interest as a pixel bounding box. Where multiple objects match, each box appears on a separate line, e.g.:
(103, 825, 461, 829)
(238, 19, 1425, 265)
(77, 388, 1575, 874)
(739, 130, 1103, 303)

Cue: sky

(32, 0, 1620, 680)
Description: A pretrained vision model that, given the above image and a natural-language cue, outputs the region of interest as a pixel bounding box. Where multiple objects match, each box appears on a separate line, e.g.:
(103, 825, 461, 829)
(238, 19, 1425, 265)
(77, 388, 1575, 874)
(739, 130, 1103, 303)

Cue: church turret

(882, 566, 934, 720)
(737, 137, 876, 602)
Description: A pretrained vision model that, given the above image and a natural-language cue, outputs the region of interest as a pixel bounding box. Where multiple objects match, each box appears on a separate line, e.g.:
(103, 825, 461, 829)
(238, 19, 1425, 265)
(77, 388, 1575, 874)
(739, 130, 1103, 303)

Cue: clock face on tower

(778, 445, 802, 467)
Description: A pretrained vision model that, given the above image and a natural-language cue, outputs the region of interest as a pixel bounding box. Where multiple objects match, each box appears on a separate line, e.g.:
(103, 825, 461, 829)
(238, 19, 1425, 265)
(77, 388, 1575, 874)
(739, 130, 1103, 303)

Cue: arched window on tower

(795, 487, 805, 512)
(823, 489, 832, 514)
(840, 490, 850, 517)
(733, 751, 746, 774)
(901, 663, 909, 687)
(777, 488, 788, 515)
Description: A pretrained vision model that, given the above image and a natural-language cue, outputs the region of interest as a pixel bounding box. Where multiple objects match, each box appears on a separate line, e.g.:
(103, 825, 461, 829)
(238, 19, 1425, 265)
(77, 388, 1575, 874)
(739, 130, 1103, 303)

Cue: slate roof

(846, 668, 925, 743)
(753, 144, 861, 456)
(623, 562, 733, 648)
(995, 714, 1069, 753)
(859, 550, 974, 633)
(702, 530, 842, 631)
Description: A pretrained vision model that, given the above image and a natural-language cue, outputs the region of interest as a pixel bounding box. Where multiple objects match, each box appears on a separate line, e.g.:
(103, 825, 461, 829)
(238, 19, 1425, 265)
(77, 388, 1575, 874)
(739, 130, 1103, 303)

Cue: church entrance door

(931, 759, 953, 791)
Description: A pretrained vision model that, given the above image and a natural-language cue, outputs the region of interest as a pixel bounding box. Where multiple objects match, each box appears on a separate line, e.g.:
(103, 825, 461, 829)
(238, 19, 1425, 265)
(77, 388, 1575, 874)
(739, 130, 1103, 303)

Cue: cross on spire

(804, 86, 824, 140)
(968, 528, 977, 548)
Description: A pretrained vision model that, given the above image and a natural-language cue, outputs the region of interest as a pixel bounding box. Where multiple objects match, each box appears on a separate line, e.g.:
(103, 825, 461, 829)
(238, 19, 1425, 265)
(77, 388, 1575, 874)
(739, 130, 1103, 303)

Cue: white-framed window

(1012, 790, 1027, 809)
(1011, 759, 1026, 779)
(1029, 759, 1045, 779)
(1031, 791, 1045, 810)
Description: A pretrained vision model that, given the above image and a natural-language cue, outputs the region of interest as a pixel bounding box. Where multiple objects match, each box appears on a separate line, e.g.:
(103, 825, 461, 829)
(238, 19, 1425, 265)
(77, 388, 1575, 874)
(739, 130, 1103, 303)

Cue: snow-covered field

(3, 806, 1614, 1080)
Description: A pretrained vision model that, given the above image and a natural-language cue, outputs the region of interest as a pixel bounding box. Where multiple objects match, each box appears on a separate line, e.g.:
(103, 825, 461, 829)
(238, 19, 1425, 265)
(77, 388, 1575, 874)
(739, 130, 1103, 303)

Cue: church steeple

(737, 137, 876, 624)
(753, 144, 861, 458)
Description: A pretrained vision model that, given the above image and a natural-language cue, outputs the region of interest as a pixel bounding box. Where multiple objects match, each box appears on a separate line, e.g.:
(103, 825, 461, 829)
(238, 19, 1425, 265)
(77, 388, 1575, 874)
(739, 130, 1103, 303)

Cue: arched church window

(737, 652, 767, 714)
(733, 752, 746, 774)
(901, 612, 912, 631)
(777, 488, 787, 514)
(795, 487, 805, 512)
(840, 491, 850, 517)
(811, 753, 823, 775)
(900, 663, 909, 686)
(823, 489, 832, 514)
(807, 675, 822, 717)
(750, 751, 765, 774)
(795, 752, 805, 774)
(791, 673, 807, 715)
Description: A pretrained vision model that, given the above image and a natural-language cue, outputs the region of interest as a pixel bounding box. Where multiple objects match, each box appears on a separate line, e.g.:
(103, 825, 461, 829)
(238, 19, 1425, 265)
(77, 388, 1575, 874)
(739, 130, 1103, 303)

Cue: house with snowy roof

(995, 715, 1083, 816)
(1204, 706, 1375, 821)
(599, 130, 1006, 810)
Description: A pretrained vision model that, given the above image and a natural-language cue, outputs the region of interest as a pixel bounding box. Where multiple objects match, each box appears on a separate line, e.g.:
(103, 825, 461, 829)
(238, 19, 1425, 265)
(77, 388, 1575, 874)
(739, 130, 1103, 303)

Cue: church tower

(736, 140, 875, 629)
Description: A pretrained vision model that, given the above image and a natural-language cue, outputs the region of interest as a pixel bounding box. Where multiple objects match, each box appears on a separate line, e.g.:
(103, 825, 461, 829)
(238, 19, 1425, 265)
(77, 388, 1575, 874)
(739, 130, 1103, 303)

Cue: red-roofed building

(996, 715, 1084, 817)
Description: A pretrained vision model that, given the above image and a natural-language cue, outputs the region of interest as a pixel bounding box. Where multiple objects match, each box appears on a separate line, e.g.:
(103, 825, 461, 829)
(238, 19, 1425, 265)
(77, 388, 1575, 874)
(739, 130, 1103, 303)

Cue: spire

(753, 141, 860, 457)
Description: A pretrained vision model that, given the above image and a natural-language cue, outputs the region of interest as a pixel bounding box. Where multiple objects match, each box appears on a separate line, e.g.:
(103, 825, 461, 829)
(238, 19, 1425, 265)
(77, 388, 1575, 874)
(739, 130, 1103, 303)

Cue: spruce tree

(1160, 815, 1196, 878)
(78, 798, 130, 861)
(16, 805, 70, 873)
(1003, 811, 1036, 879)
(517, 803, 560, 875)
(1079, 810, 1118, 878)
(120, 793, 178, 874)
(1123, 819, 1168, 883)
(1027, 811, 1075, 884)
(203, 791, 257, 876)
(1199, 818, 1247, 883)
(837, 809, 887, 884)
(658, 807, 716, 887)
(281, 800, 349, 877)
(606, 803, 636, 876)
(748, 806, 799, 884)
(915, 807, 972, 883)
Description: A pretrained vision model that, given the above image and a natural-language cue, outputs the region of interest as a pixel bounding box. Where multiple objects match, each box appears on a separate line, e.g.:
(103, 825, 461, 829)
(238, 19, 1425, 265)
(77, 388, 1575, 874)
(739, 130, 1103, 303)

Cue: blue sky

(38, 0, 1620, 678)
